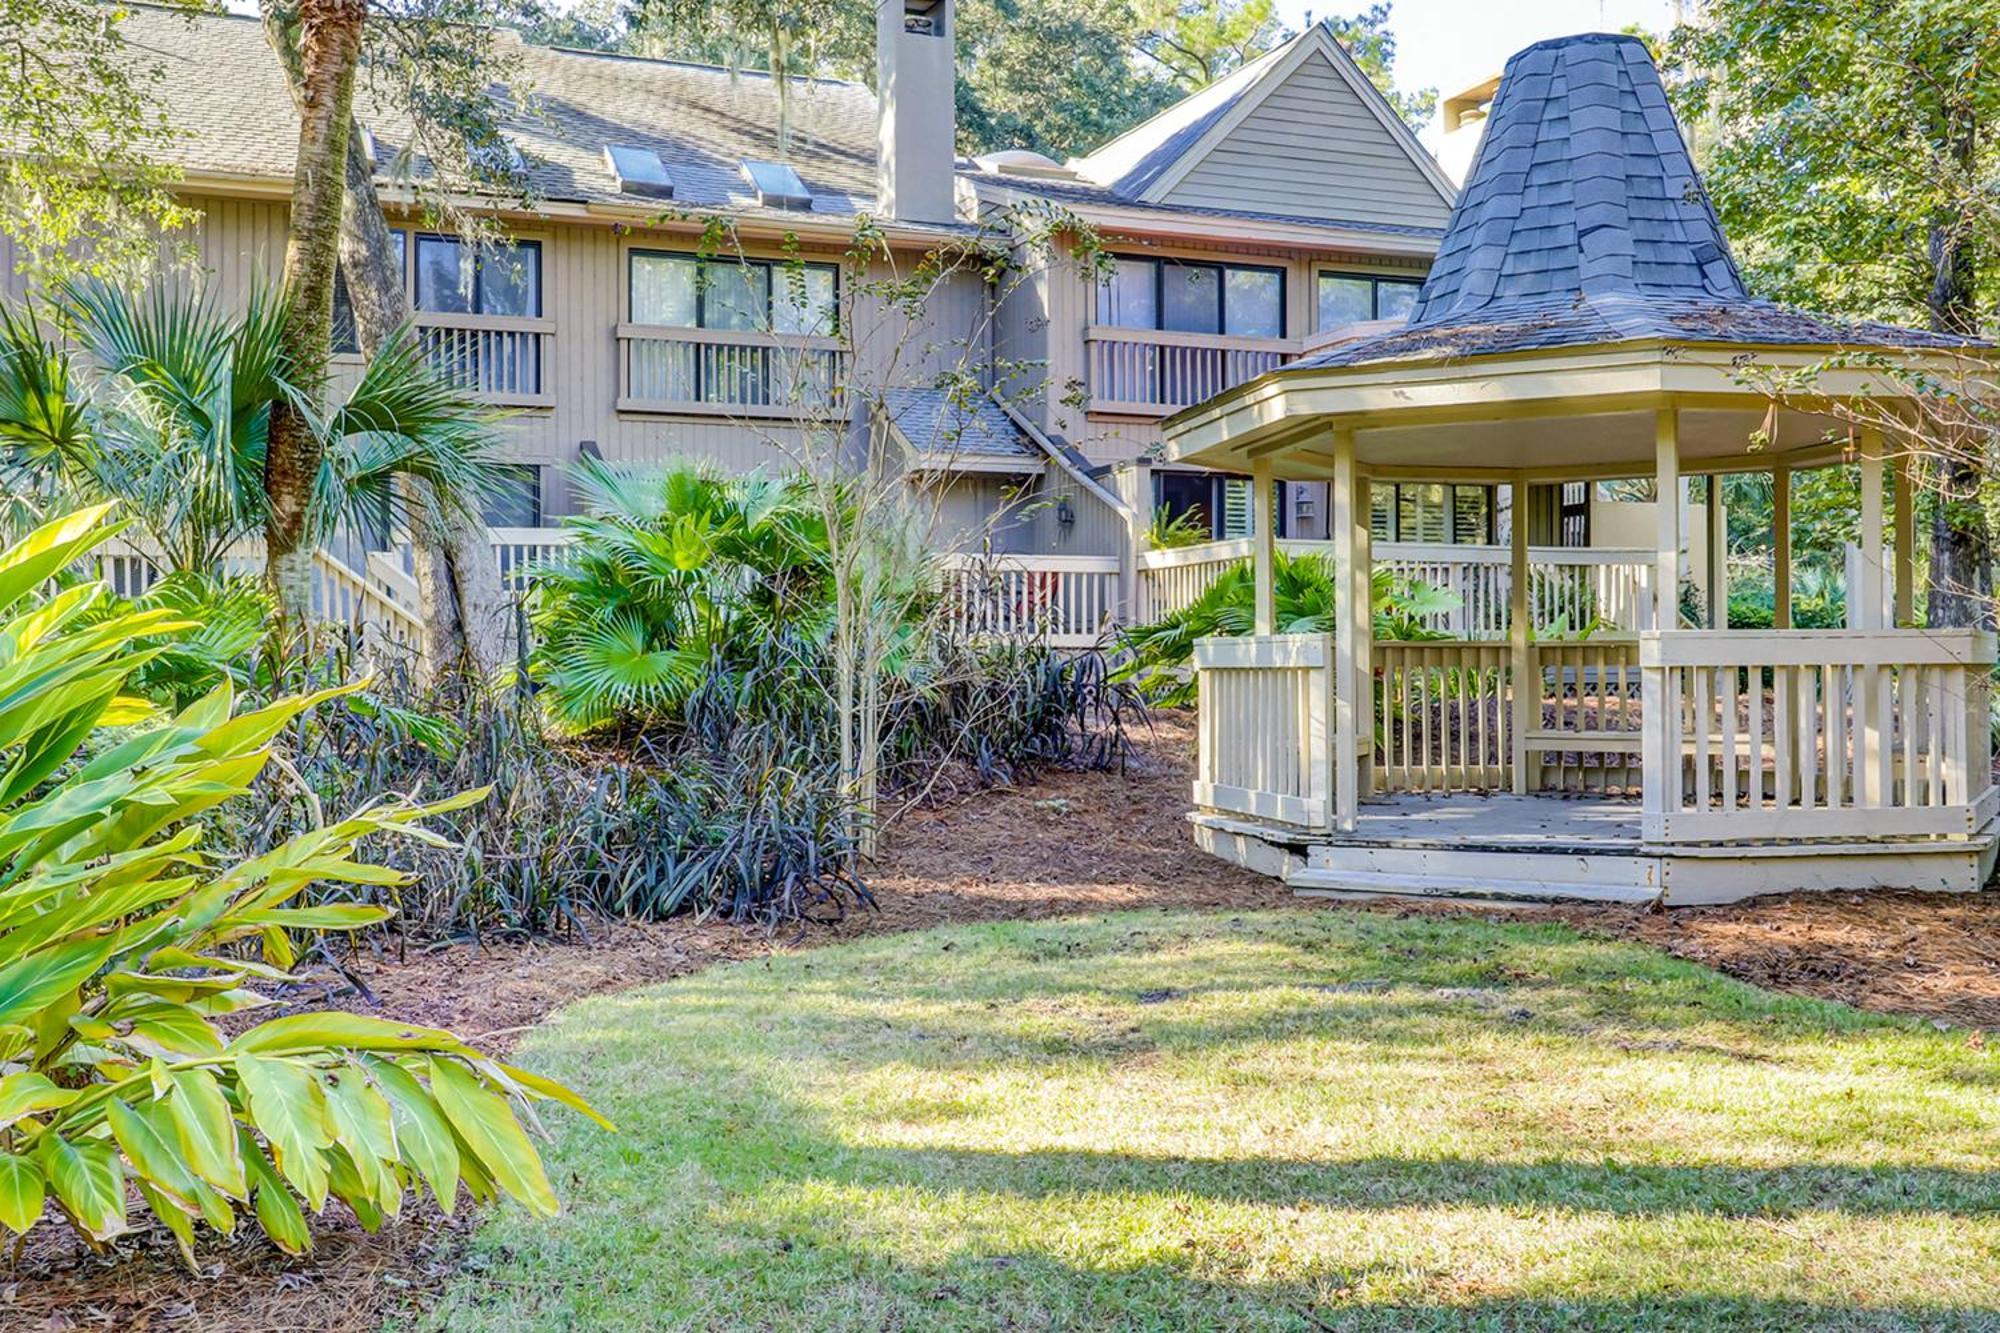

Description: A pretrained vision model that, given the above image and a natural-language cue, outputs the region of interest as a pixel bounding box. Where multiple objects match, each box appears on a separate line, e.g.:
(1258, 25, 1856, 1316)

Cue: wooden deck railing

(1639, 630, 1997, 844)
(1137, 538, 1654, 634)
(1192, 633, 1334, 830)
(616, 324, 844, 417)
(937, 553, 1123, 648)
(415, 313, 555, 407)
(1084, 326, 1297, 416)
(1372, 640, 1511, 793)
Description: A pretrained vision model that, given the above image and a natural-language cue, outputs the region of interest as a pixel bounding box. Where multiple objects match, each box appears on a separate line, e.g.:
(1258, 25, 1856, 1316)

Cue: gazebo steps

(1192, 807, 1999, 906)
(1289, 843, 1662, 905)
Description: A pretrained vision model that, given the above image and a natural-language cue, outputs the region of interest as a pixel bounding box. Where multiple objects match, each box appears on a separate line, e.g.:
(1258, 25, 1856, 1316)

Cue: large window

(1098, 256, 1285, 339)
(1369, 483, 1494, 545)
(628, 253, 838, 335)
(414, 235, 542, 317)
(1317, 271, 1422, 331)
(625, 252, 841, 409)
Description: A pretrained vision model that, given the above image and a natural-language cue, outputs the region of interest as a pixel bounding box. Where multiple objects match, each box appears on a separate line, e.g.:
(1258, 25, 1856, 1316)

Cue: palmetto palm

(528, 458, 843, 730)
(0, 282, 499, 571)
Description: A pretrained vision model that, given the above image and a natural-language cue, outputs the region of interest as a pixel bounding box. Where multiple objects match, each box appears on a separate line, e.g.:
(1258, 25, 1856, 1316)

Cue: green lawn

(421, 911, 2000, 1331)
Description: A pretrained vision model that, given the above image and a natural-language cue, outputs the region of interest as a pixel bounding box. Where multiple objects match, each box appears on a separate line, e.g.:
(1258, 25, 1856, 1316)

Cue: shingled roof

(1295, 32, 1971, 371)
(115, 5, 914, 229)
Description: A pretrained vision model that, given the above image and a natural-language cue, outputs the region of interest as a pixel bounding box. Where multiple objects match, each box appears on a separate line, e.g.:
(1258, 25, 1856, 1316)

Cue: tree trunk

(1921, 97, 1990, 631)
(335, 132, 511, 678)
(264, 0, 366, 622)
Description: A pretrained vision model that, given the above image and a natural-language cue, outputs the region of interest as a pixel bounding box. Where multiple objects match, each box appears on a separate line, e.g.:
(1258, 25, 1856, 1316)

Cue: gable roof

(1296, 32, 1970, 371)
(1066, 23, 1456, 212)
(882, 386, 1043, 471)
(114, 6, 923, 230)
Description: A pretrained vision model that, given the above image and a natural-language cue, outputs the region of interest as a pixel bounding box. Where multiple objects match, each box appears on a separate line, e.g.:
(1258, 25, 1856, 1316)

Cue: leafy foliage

(0, 0, 204, 282)
(1670, 0, 2000, 333)
(0, 507, 600, 1261)
(0, 282, 501, 573)
(1147, 505, 1212, 550)
(604, 1, 1432, 159)
(1115, 551, 1457, 705)
(527, 458, 839, 732)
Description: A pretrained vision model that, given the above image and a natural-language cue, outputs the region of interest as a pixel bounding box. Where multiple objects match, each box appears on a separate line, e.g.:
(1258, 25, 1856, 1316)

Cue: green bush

(0, 508, 601, 1262)
(1115, 551, 1458, 705)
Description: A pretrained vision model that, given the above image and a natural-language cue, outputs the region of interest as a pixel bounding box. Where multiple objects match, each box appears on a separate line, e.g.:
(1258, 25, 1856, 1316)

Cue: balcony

(1084, 325, 1298, 417)
(616, 324, 846, 418)
(414, 313, 555, 408)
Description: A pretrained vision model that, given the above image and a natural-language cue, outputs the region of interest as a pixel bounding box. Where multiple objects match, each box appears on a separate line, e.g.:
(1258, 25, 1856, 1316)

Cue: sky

(1279, 0, 1680, 124)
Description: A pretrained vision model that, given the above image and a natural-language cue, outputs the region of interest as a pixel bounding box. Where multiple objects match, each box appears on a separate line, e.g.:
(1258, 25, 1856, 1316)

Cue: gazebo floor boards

(1189, 796, 1998, 907)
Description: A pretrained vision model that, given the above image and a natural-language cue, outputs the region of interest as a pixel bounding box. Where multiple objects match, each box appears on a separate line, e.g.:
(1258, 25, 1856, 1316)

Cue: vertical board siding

(1161, 52, 1452, 227)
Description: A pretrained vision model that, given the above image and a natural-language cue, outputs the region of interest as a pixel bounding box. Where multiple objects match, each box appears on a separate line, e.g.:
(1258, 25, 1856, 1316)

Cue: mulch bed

(11, 711, 2000, 1331)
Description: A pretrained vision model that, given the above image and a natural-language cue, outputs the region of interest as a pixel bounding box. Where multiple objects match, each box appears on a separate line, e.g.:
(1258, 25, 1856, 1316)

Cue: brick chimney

(876, 0, 957, 224)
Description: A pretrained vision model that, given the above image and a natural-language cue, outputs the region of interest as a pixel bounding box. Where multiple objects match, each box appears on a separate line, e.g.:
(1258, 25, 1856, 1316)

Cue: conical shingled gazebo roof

(1298, 33, 1966, 370)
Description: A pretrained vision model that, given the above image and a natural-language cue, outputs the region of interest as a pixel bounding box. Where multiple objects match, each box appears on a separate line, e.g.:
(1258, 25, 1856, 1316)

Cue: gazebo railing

(1639, 630, 1997, 844)
(1192, 633, 1335, 830)
(1138, 539, 1653, 634)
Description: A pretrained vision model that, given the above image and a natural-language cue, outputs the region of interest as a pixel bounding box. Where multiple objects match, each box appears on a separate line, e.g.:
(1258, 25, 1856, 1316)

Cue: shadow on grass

(471, 911, 2000, 1329)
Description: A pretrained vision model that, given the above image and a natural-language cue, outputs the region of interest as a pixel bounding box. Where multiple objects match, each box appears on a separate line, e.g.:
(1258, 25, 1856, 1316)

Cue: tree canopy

(1669, 0, 1999, 333)
(0, 0, 204, 283)
(596, 1, 1433, 161)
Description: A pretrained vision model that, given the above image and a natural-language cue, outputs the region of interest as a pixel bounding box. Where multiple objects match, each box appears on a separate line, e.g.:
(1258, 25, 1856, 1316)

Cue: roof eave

(1161, 337, 1997, 466)
(969, 179, 1442, 257)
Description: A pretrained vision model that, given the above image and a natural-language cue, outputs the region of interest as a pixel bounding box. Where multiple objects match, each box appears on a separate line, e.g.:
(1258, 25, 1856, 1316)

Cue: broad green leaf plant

(0, 506, 605, 1262)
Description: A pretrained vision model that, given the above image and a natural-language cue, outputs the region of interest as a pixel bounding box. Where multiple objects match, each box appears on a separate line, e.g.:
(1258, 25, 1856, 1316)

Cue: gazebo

(1161, 33, 1996, 904)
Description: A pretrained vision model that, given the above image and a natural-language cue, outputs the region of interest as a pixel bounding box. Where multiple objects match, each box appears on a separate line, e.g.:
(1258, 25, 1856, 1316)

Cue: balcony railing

(1138, 538, 1656, 635)
(617, 324, 845, 418)
(1084, 325, 1298, 416)
(415, 313, 555, 407)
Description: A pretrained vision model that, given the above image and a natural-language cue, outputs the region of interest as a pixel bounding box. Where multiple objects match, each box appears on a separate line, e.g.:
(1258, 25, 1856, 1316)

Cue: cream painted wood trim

(1084, 325, 1301, 354)
(614, 322, 843, 353)
(412, 312, 556, 334)
(1636, 628, 1998, 669)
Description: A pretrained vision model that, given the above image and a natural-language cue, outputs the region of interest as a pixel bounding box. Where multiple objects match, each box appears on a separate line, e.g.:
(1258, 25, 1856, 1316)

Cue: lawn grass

(420, 910, 2000, 1331)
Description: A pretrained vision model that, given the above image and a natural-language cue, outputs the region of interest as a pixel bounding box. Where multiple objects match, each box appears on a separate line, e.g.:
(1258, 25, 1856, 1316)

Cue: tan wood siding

(1161, 52, 1452, 229)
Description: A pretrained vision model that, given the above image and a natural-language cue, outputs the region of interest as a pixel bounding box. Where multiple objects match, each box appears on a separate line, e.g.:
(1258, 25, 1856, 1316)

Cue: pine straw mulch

(13, 711, 2000, 1331)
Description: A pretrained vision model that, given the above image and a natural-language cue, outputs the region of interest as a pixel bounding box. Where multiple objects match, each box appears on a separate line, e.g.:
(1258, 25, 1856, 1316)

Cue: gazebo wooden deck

(1161, 33, 1997, 905)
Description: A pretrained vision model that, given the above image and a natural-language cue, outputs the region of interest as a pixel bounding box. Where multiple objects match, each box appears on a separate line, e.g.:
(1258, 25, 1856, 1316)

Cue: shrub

(1115, 552, 1458, 705)
(0, 508, 601, 1261)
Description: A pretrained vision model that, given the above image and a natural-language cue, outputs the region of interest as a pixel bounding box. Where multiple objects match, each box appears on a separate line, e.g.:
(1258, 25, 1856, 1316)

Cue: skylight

(741, 159, 812, 211)
(604, 144, 674, 200)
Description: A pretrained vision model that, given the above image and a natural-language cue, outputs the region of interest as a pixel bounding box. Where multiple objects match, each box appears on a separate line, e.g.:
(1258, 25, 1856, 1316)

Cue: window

(1316, 271, 1423, 330)
(1596, 478, 1657, 503)
(1097, 256, 1287, 338)
(1368, 483, 1495, 544)
(414, 235, 542, 318)
(628, 253, 839, 336)
(332, 232, 407, 355)
(626, 252, 841, 409)
(481, 465, 543, 528)
(1154, 472, 1285, 540)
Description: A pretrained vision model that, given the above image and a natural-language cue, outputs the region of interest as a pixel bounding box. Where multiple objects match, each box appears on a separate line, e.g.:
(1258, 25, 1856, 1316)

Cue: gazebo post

(1773, 463, 1792, 629)
(1508, 474, 1531, 794)
(1856, 427, 1886, 629)
(1330, 429, 1363, 832)
(1653, 410, 1682, 632)
(1704, 474, 1727, 628)
(1893, 449, 1915, 627)
(1251, 456, 1276, 636)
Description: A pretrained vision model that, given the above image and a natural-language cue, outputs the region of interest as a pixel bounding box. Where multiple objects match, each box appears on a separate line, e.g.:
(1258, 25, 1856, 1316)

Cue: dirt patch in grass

(1598, 891, 2000, 1031)
(11, 710, 2000, 1331)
